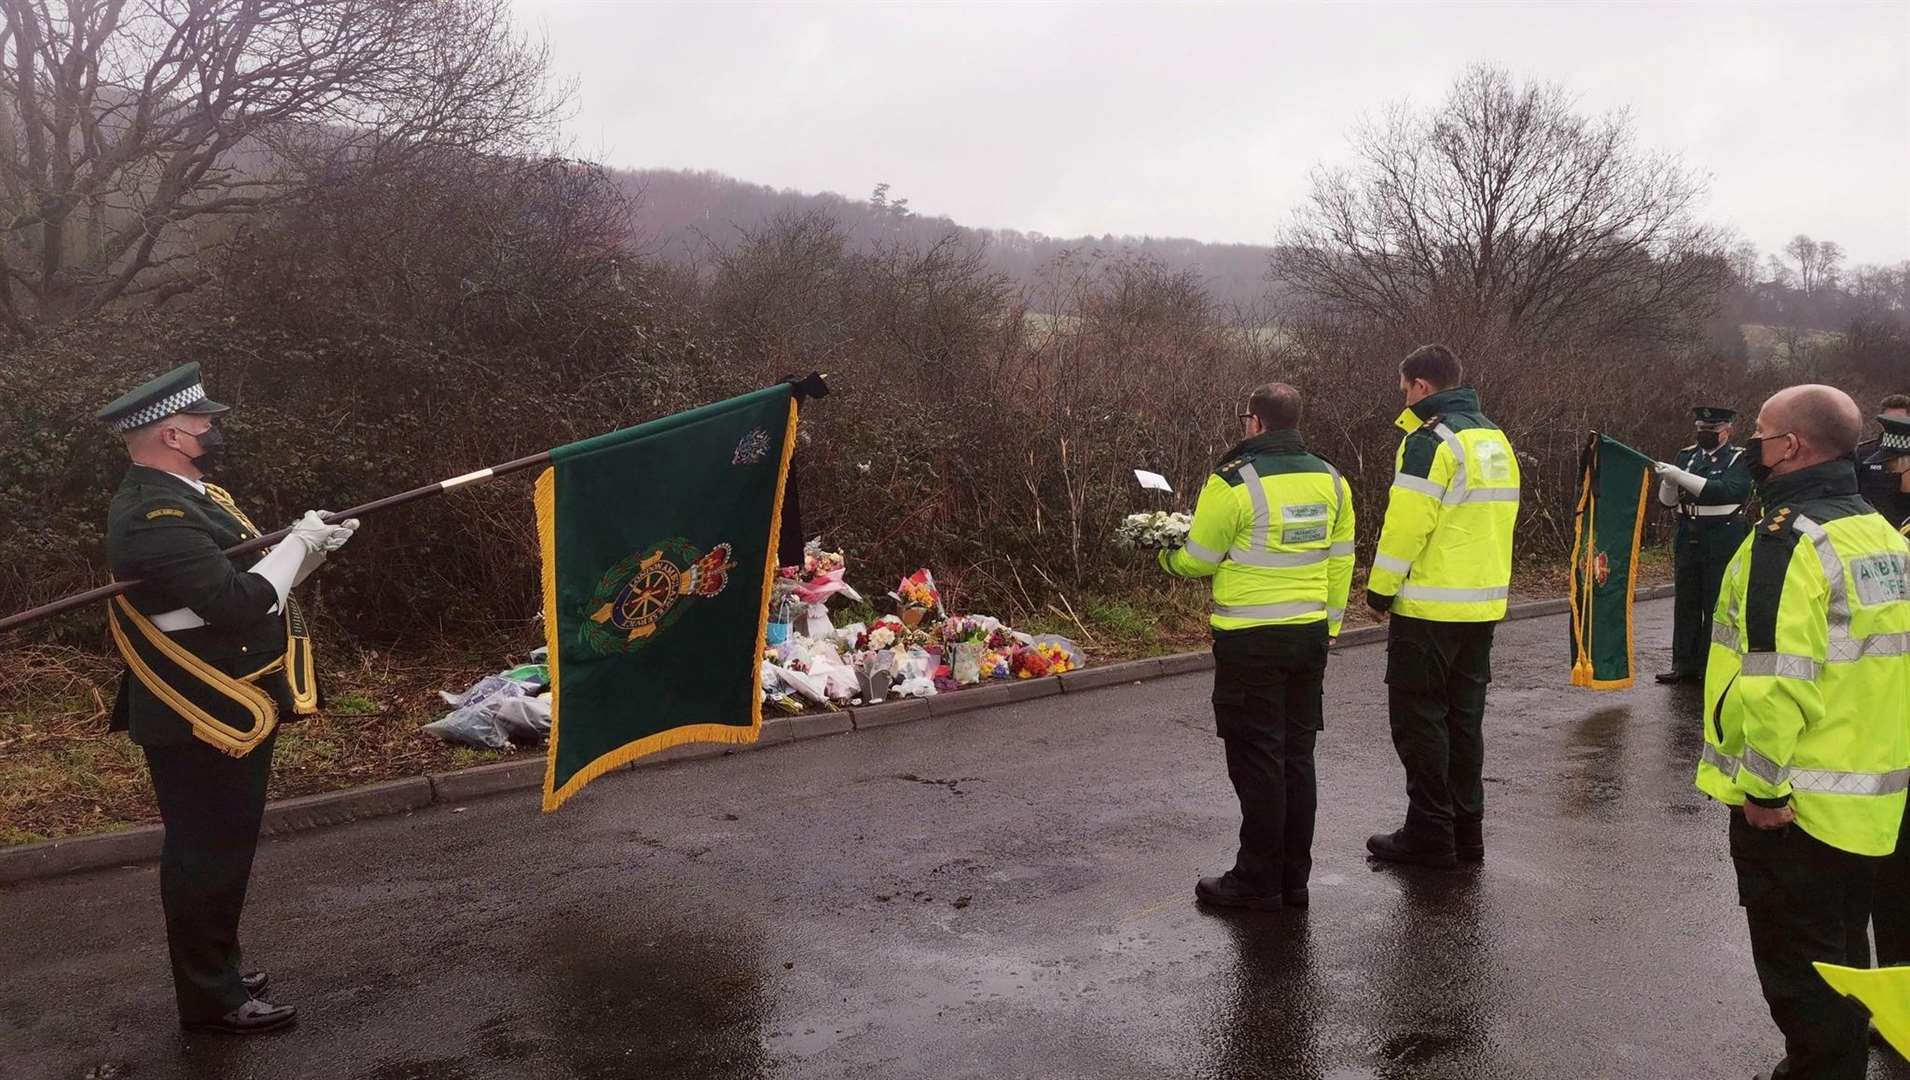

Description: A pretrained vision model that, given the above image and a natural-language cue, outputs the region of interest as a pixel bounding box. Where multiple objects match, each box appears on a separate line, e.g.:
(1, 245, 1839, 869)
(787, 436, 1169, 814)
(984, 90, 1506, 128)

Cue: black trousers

(1876, 800, 1910, 967)
(1385, 614, 1495, 850)
(1211, 623, 1327, 894)
(1671, 521, 1743, 675)
(142, 728, 278, 1023)
(1731, 812, 1875, 1080)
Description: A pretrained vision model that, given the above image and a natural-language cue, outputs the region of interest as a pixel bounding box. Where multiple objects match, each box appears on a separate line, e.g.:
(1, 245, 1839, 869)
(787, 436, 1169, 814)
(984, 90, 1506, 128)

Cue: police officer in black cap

(98, 362, 358, 1035)
(1651, 406, 1754, 684)
(1857, 396, 1910, 527)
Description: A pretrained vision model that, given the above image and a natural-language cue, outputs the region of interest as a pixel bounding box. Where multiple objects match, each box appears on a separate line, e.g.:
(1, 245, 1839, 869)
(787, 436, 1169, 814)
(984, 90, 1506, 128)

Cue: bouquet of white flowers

(1113, 511, 1194, 551)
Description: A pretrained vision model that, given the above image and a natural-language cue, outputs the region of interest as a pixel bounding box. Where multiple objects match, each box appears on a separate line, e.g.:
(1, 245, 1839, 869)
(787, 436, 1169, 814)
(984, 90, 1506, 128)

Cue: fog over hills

(616, 167, 1283, 310)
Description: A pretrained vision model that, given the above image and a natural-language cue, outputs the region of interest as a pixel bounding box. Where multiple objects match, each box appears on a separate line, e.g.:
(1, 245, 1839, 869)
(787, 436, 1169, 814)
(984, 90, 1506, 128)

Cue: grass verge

(0, 552, 1671, 845)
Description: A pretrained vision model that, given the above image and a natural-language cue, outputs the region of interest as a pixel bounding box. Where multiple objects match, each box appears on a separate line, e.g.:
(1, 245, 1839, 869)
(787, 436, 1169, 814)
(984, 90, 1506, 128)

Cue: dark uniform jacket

(106, 466, 291, 746)
(1856, 437, 1910, 527)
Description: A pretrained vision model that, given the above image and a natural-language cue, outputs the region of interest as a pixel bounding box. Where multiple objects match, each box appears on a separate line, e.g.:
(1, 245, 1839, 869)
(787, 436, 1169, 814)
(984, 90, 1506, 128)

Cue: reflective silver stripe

(1448, 487, 1520, 505)
(1373, 553, 1413, 576)
(1741, 745, 1789, 785)
(1212, 601, 1327, 620)
(1391, 473, 1445, 499)
(1327, 465, 1346, 517)
(1328, 541, 1355, 558)
(1397, 583, 1509, 603)
(1229, 548, 1329, 568)
(1711, 621, 1741, 652)
(1181, 539, 1225, 565)
(1739, 651, 1822, 680)
(1433, 423, 1469, 499)
(1700, 743, 1741, 776)
(1790, 766, 1910, 796)
(1239, 463, 1271, 554)
(1792, 516, 1851, 638)
(1828, 630, 1910, 663)
(1736, 746, 1910, 796)
(1326, 607, 1345, 624)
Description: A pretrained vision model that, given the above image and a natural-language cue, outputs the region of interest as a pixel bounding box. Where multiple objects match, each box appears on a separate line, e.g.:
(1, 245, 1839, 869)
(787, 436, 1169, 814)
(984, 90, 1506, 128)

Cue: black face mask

(1695, 431, 1722, 451)
(1744, 432, 1791, 486)
(186, 426, 226, 472)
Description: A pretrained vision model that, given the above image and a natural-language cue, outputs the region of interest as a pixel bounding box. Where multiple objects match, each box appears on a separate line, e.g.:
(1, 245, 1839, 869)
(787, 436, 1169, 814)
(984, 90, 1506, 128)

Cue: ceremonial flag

(1569, 434, 1654, 690)
(537, 382, 800, 811)
(1815, 963, 1910, 1056)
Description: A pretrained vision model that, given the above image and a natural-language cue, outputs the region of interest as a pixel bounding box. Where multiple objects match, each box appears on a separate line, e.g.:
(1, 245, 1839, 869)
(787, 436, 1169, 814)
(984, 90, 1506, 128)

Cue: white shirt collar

(164, 470, 207, 495)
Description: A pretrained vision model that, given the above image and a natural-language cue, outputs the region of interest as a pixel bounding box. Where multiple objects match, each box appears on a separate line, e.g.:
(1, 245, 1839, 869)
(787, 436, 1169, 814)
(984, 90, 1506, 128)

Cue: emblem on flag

(583, 539, 735, 654)
(733, 428, 771, 465)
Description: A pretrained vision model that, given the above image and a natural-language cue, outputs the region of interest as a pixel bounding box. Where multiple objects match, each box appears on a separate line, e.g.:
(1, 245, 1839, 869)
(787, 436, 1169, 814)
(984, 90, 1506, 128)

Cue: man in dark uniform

(1856, 395, 1910, 527)
(99, 363, 357, 1035)
(1651, 406, 1754, 685)
(1863, 413, 1910, 980)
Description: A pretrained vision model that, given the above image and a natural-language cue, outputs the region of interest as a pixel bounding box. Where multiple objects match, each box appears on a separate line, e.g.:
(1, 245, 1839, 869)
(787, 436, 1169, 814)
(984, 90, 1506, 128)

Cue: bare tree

(1274, 64, 1729, 347)
(0, 0, 564, 334)
(1782, 234, 1845, 298)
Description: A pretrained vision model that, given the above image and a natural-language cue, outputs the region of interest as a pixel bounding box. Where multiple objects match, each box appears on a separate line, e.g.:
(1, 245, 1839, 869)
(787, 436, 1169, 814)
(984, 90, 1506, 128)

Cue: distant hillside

(612, 168, 1283, 310)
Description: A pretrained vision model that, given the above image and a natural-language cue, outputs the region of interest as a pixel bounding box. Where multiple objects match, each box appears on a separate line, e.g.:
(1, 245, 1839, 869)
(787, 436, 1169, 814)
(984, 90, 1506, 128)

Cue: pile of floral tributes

(760, 541, 1085, 712)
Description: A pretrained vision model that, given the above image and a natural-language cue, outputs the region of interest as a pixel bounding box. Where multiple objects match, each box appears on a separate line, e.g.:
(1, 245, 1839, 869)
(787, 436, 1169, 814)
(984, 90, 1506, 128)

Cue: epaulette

(1678, 444, 1698, 453)
(1216, 456, 1250, 483)
(1758, 505, 1797, 535)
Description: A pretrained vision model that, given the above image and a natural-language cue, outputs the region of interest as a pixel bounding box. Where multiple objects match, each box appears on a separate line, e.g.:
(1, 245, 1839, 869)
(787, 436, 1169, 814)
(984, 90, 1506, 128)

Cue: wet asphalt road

(5, 598, 1910, 1080)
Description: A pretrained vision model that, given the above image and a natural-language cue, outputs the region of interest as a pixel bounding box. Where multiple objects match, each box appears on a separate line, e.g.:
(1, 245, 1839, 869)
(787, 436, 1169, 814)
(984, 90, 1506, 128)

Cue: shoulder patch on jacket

(1399, 427, 1442, 479)
(1744, 519, 1804, 654)
(145, 507, 188, 521)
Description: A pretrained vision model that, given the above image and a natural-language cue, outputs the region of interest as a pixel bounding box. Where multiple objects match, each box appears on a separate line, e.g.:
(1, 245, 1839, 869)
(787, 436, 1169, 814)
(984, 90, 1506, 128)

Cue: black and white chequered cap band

(1884, 429, 1910, 453)
(108, 384, 207, 433)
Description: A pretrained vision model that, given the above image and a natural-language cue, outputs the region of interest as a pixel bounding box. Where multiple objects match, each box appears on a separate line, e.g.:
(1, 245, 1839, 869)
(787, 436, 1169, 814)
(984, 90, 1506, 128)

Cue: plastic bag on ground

(426, 672, 545, 749)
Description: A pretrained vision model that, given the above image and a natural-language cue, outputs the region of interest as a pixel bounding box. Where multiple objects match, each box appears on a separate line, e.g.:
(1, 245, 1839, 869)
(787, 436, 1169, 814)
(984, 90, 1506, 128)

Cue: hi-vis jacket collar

(1756, 458, 1861, 507)
(1217, 428, 1308, 466)
(1395, 387, 1482, 433)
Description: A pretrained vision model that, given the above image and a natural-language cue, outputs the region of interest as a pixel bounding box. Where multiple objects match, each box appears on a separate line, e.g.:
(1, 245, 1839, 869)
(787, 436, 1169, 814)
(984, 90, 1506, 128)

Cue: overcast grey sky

(510, 0, 1910, 267)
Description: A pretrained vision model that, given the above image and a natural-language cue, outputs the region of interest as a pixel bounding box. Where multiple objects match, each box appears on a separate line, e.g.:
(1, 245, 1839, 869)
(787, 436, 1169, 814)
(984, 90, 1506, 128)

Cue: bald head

(1754, 384, 1863, 477)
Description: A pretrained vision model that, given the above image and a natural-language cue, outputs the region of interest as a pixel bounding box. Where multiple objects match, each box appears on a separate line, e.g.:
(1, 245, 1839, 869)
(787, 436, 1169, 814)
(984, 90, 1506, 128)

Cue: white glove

(287, 511, 356, 556)
(316, 514, 360, 554)
(1653, 461, 1707, 497)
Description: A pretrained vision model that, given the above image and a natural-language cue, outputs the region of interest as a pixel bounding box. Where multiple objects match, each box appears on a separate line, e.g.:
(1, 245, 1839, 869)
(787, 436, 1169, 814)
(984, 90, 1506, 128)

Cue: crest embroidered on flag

(582, 539, 735, 654)
(733, 428, 771, 465)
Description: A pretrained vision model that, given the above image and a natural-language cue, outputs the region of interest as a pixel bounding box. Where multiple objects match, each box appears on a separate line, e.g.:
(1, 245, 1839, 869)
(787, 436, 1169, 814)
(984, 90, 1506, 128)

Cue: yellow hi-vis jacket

(1366, 387, 1520, 622)
(1160, 430, 1355, 635)
(1696, 460, 1910, 856)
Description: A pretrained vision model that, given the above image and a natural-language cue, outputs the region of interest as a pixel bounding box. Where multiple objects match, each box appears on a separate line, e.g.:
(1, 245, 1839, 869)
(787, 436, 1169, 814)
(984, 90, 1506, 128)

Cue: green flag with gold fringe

(536, 382, 800, 811)
(1570, 433, 1654, 690)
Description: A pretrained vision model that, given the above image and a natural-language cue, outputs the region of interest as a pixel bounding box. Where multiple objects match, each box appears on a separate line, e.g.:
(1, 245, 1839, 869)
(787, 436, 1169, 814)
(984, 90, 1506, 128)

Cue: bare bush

(0, 0, 563, 333)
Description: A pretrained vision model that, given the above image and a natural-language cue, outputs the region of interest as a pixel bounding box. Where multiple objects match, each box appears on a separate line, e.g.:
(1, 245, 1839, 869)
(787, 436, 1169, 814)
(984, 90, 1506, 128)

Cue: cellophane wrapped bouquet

(1113, 511, 1193, 551)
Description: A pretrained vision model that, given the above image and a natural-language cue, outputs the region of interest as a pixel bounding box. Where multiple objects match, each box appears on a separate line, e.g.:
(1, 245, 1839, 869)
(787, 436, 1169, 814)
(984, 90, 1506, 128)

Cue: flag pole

(0, 450, 554, 634)
(0, 373, 831, 635)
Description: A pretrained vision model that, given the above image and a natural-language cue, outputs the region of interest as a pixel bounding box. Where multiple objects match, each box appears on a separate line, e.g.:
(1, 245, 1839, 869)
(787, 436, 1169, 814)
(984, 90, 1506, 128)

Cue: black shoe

(1454, 822, 1483, 864)
(1195, 874, 1282, 911)
(241, 971, 269, 998)
(1367, 829, 1459, 869)
(1654, 671, 1699, 685)
(182, 998, 297, 1035)
(1282, 887, 1309, 908)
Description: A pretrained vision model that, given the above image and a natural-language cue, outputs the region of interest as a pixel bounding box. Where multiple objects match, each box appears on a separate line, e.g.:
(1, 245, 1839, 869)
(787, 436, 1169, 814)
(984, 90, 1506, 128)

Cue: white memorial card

(1133, 469, 1173, 493)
